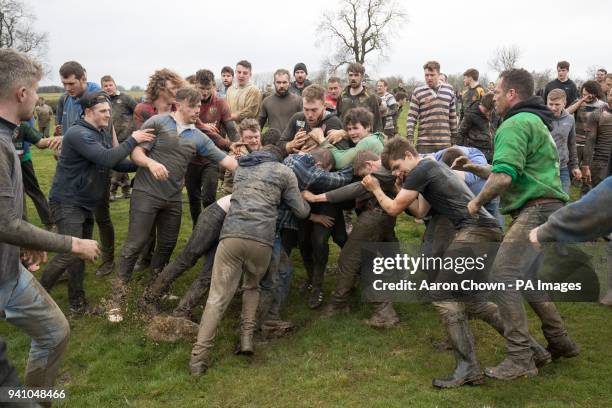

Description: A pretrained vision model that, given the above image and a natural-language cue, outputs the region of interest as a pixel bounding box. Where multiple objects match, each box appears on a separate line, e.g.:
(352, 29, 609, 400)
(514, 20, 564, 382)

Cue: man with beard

(336, 63, 382, 132)
(109, 87, 238, 323)
(185, 69, 238, 226)
(259, 69, 303, 133)
(279, 84, 347, 154)
(218, 66, 234, 98)
(289, 63, 312, 96)
(467, 69, 579, 380)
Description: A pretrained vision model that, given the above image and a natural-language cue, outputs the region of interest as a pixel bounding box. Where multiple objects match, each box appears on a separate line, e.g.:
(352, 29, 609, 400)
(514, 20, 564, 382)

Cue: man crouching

(189, 145, 310, 376)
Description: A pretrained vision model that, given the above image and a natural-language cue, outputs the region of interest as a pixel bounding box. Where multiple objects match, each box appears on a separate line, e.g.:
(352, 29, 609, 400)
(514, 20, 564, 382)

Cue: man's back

(221, 153, 309, 245)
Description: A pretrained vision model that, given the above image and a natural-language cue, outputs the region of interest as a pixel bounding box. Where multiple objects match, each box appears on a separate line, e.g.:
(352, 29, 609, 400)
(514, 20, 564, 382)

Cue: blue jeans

(560, 167, 571, 195)
(0, 265, 70, 387)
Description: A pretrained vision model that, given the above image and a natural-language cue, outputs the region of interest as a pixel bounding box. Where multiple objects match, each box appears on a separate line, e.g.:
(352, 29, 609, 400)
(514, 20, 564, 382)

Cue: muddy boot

(364, 302, 399, 329)
(95, 247, 115, 278)
(173, 285, 208, 321)
(256, 289, 274, 331)
(236, 288, 259, 355)
(484, 355, 538, 380)
(546, 335, 581, 360)
(321, 302, 350, 318)
(479, 307, 551, 368)
(189, 350, 211, 376)
(107, 278, 129, 323)
(133, 257, 150, 273)
(432, 314, 484, 388)
(307, 286, 323, 309)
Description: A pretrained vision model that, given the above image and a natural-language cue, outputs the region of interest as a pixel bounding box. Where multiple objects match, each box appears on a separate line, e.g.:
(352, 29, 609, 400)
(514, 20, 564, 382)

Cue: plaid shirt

(278, 153, 353, 230)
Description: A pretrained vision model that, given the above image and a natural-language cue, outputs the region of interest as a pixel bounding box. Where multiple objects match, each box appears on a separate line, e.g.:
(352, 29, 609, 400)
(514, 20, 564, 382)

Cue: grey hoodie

(550, 109, 578, 169)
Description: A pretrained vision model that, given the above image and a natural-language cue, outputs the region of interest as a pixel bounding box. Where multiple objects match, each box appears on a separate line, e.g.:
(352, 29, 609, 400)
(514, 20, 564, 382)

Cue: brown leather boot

(364, 302, 399, 329)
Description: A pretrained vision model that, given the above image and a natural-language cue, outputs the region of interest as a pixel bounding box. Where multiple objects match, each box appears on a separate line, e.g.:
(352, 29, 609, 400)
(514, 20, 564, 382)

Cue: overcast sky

(33, 0, 611, 87)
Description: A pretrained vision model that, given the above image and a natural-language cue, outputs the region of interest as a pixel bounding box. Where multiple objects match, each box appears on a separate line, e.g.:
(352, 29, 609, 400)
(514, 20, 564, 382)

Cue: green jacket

(321, 132, 385, 169)
(492, 111, 568, 214)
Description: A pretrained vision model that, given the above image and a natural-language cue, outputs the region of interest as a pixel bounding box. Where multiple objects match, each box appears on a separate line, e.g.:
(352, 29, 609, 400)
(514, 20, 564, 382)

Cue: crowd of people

(1, 47, 611, 402)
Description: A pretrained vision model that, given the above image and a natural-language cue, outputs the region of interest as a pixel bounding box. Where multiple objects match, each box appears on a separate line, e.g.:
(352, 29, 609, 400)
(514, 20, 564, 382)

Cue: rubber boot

(236, 288, 259, 355)
(432, 313, 484, 388)
(546, 335, 581, 360)
(189, 350, 211, 376)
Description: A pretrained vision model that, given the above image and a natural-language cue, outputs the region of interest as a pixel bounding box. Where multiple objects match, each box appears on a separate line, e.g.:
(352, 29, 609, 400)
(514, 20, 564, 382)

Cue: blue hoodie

(56, 82, 101, 132)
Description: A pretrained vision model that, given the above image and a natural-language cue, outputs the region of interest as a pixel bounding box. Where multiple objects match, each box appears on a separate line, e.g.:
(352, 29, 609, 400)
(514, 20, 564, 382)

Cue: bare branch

(487, 45, 521, 73)
(0, 0, 48, 60)
(316, 0, 407, 72)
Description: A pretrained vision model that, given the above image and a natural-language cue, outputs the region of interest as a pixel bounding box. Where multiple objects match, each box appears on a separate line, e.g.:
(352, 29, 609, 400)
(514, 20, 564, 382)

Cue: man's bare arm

(452, 155, 492, 179)
(469, 172, 512, 214)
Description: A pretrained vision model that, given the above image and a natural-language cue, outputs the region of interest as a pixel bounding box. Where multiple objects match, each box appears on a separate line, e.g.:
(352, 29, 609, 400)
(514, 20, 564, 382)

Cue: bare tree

(0, 0, 48, 60)
(317, 0, 407, 74)
(531, 69, 554, 93)
(487, 45, 521, 73)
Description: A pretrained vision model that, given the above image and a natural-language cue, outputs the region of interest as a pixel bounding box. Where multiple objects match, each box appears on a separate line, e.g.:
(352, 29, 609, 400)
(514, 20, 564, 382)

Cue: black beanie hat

(294, 62, 308, 75)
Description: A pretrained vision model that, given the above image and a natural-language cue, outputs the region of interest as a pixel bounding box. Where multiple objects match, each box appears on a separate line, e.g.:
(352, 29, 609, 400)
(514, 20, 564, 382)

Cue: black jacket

(458, 101, 494, 161)
(49, 119, 137, 210)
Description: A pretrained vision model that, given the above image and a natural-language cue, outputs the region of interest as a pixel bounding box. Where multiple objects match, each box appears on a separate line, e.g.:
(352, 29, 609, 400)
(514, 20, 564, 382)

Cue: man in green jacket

(467, 69, 580, 381)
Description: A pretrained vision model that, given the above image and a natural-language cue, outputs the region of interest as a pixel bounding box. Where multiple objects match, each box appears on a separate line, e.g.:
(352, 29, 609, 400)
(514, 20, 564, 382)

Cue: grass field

(3, 108, 612, 407)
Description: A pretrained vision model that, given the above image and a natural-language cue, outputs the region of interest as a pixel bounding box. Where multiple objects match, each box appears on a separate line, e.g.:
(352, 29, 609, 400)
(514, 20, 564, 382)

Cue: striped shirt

(406, 84, 458, 151)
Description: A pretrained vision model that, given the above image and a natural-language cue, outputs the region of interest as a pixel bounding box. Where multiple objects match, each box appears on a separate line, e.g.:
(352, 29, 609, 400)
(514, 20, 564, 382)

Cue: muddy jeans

(185, 162, 219, 227)
(110, 171, 130, 196)
(40, 203, 93, 307)
(93, 177, 115, 264)
(150, 202, 226, 299)
(21, 159, 54, 227)
(192, 238, 272, 356)
(298, 202, 347, 290)
(430, 226, 503, 323)
(1, 266, 70, 388)
(492, 202, 568, 360)
(118, 190, 182, 282)
(329, 209, 397, 307)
